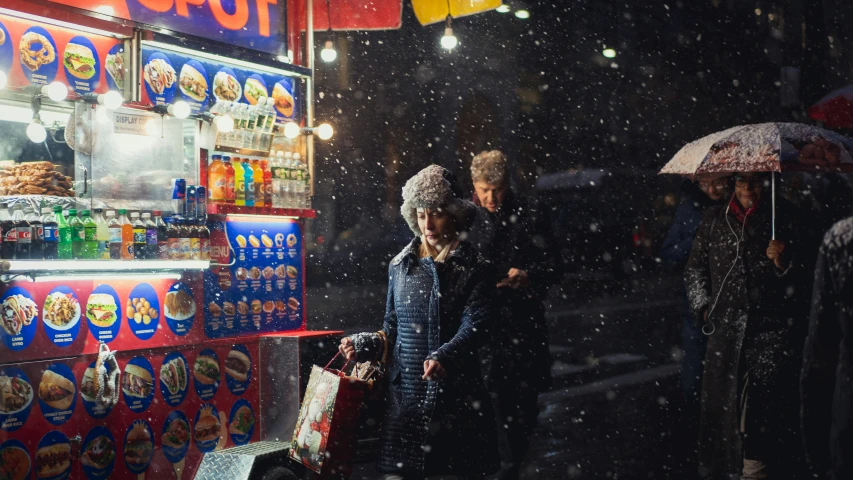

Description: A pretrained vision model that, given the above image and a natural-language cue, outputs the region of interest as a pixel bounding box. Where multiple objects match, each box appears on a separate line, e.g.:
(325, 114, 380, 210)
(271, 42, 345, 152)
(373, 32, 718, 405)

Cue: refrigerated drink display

(234, 158, 246, 206)
(81, 210, 97, 259)
(209, 155, 226, 203)
(68, 209, 83, 260)
(107, 210, 121, 260)
(56, 206, 72, 260)
(25, 206, 43, 259)
(0, 203, 14, 259)
(119, 209, 134, 260)
(166, 216, 180, 259)
(243, 158, 255, 207)
(154, 210, 168, 259)
(224, 156, 236, 204)
(143, 212, 158, 260)
(132, 212, 146, 259)
(41, 207, 58, 260)
(94, 208, 109, 259)
(251, 159, 264, 208)
(261, 158, 272, 207)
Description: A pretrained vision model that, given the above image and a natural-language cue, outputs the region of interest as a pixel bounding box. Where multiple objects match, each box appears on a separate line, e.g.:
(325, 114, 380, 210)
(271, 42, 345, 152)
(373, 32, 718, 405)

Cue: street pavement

(309, 272, 696, 479)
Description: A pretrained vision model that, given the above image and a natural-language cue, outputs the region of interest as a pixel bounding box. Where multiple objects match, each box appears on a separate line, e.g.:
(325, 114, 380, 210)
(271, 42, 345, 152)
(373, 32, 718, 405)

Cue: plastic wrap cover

(0, 195, 83, 212)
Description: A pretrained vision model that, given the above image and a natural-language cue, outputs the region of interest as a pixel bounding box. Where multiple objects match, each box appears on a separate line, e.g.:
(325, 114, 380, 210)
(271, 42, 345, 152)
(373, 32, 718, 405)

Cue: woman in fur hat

(339, 165, 500, 479)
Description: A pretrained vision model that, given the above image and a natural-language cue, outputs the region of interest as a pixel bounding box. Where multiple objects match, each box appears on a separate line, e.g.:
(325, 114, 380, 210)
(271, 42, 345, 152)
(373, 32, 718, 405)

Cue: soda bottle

(131, 212, 146, 259)
(119, 209, 134, 260)
(251, 159, 264, 208)
(196, 186, 207, 220)
(166, 217, 180, 259)
(209, 155, 226, 203)
(243, 158, 255, 208)
(0, 203, 15, 260)
(233, 158, 246, 206)
(12, 206, 31, 259)
(143, 212, 157, 260)
(94, 209, 109, 259)
(56, 206, 72, 260)
(178, 218, 191, 260)
(261, 158, 273, 208)
(186, 185, 197, 221)
(154, 210, 168, 260)
(199, 220, 210, 261)
(107, 210, 121, 260)
(68, 209, 83, 259)
(224, 156, 235, 204)
(82, 210, 97, 259)
(41, 207, 58, 260)
(25, 207, 43, 259)
(189, 220, 201, 260)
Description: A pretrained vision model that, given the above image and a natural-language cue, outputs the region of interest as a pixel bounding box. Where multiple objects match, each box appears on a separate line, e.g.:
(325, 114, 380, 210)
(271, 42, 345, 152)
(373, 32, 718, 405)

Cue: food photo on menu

(86, 293, 118, 327)
(42, 291, 80, 329)
(36, 441, 71, 479)
(121, 364, 153, 399)
(160, 356, 188, 396)
(81, 434, 115, 471)
(38, 370, 75, 411)
(193, 354, 220, 386)
(0, 441, 31, 480)
(0, 375, 32, 415)
(124, 421, 154, 471)
(2, 294, 37, 336)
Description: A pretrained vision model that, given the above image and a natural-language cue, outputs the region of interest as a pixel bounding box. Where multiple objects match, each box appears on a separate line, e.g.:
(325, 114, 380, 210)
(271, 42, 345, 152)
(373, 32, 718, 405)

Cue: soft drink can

(172, 179, 187, 216)
(196, 186, 207, 219)
(186, 185, 197, 220)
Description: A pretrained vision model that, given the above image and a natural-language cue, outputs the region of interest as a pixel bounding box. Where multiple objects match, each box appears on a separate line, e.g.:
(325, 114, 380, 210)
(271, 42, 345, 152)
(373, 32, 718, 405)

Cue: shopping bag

(289, 353, 370, 477)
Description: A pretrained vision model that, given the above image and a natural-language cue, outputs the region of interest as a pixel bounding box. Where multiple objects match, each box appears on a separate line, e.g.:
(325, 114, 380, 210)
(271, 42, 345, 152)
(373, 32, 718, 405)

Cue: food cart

(0, 1, 340, 478)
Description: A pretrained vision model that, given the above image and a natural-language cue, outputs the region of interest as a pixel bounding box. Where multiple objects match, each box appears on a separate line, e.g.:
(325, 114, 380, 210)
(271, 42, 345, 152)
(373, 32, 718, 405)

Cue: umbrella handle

(772, 171, 776, 240)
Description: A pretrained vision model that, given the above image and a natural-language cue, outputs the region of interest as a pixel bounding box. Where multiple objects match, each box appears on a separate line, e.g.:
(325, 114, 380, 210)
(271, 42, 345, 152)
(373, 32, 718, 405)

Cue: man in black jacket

(801, 217, 853, 480)
(466, 150, 562, 480)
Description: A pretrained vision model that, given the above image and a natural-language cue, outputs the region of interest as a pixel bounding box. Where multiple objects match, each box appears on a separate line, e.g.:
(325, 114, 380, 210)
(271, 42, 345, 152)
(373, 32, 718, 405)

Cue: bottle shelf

(0, 259, 212, 282)
(206, 204, 316, 218)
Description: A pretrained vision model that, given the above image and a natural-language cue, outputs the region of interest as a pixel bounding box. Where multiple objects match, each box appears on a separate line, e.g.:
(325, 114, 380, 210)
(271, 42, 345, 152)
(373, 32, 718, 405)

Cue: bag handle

(376, 331, 389, 365)
(324, 352, 351, 372)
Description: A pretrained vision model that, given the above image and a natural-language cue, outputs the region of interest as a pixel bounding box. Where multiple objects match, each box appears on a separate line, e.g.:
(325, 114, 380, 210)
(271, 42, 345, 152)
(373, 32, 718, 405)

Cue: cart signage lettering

(113, 113, 150, 136)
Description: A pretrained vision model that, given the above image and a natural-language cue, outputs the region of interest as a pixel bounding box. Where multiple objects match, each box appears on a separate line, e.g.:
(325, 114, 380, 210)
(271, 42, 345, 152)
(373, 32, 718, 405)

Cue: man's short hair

(470, 150, 509, 186)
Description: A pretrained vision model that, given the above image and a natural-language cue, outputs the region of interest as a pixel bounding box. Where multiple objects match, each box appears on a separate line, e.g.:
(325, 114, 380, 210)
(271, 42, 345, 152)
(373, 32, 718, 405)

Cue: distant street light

(496, 5, 511, 13)
(321, 39, 337, 63)
(441, 15, 458, 51)
(514, 9, 530, 19)
(602, 48, 617, 58)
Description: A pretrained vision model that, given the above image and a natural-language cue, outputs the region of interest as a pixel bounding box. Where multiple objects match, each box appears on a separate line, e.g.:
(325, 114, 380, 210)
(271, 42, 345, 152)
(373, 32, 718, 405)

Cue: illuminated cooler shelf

(0, 260, 212, 282)
(206, 204, 316, 218)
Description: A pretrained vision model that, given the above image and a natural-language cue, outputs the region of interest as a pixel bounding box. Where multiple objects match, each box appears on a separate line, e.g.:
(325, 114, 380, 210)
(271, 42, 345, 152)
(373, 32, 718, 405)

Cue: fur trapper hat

(400, 165, 477, 236)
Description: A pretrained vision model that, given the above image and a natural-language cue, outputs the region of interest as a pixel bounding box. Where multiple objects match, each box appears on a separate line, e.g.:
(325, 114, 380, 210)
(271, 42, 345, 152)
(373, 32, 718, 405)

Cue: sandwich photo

(36, 442, 70, 479)
(121, 364, 153, 399)
(193, 355, 220, 385)
(160, 357, 187, 396)
(38, 370, 75, 411)
(223, 302, 236, 316)
(124, 422, 153, 468)
(79, 367, 97, 402)
(105, 50, 124, 89)
(179, 63, 208, 102)
(0, 443, 31, 480)
(272, 82, 294, 117)
(224, 350, 251, 382)
(251, 300, 262, 314)
(80, 435, 115, 470)
(63, 43, 96, 80)
(213, 71, 241, 102)
(162, 418, 189, 449)
(287, 266, 298, 279)
(229, 405, 255, 437)
(2, 294, 37, 336)
(86, 293, 117, 328)
(243, 77, 267, 105)
(194, 406, 221, 443)
(0, 375, 33, 414)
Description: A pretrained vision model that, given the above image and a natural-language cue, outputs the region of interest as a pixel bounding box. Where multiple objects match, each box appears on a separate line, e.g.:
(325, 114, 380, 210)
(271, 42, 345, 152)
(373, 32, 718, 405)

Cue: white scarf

(419, 237, 460, 263)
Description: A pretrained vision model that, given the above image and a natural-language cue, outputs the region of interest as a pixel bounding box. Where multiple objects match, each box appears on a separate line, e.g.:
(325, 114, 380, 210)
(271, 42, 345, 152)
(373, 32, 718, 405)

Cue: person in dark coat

(685, 172, 815, 479)
(801, 217, 853, 480)
(339, 165, 499, 479)
(464, 150, 561, 479)
(660, 175, 730, 414)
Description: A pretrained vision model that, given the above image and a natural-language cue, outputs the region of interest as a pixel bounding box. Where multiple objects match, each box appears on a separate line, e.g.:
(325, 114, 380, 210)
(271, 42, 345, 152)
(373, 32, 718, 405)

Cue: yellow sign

(412, 0, 503, 26)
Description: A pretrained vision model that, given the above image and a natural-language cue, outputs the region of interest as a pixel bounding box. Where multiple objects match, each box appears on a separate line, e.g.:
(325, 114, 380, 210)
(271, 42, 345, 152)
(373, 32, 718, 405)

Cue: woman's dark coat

(685, 197, 815, 476)
(351, 238, 499, 477)
(467, 192, 561, 392)
(801, 217, 853, 480)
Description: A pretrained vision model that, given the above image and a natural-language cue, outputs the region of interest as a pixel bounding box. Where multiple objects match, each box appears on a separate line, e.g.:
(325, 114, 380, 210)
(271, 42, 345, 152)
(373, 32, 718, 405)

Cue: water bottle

(107, 210, 121, 260)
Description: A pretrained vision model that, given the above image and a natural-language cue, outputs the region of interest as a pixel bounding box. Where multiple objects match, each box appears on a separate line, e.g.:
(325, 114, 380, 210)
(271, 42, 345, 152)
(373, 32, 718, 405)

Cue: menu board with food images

(204, 218, 304, 338)
(0, 14, 122, 93)
(141, 46, 301, 121)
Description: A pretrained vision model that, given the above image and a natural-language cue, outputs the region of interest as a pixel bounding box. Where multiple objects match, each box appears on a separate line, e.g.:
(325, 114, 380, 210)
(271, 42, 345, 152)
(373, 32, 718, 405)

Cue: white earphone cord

(702, 199, 748, 336)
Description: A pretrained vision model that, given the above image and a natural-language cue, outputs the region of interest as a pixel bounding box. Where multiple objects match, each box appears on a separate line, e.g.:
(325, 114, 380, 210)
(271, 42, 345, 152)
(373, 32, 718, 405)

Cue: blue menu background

(204, 220, 303, 339)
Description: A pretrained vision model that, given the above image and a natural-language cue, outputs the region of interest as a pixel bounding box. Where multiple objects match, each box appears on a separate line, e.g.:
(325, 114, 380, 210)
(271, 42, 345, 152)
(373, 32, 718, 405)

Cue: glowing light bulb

(515, 9, 530, 19)
(496, 5, 511, 13)
(100, 91, 123, 110)
(215, 114, 234, 133)
(283, 122, 301, 139)
(602, 48, 617, 58)
(27, 119, 47, 143)
(43, 82, 68, 102)
(321, 40, 337, 63)
(317, 123, 334, 140)
(169, 101, 191, 119)
(441, 28, 458, 50)
(0, 70, 7, 90)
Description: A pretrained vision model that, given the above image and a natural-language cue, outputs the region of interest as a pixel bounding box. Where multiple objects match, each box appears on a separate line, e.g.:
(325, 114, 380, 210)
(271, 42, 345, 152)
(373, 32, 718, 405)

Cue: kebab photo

(2, 294, 37, 336)
(0, 375, 33, 414)
(160, 357, 188, 395)
(121, 364, 153, 399)
(38, 370, 75, 411)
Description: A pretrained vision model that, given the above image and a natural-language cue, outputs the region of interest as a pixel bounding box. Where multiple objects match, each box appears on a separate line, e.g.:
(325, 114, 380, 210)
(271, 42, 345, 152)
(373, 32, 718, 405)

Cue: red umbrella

(808, 84, 853, 130)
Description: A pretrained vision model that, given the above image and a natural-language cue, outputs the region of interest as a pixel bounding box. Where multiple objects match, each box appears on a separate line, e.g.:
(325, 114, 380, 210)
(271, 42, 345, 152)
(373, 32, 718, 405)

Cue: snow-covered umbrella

(808, 84, 853, 130)
(659, 122, 853, 238)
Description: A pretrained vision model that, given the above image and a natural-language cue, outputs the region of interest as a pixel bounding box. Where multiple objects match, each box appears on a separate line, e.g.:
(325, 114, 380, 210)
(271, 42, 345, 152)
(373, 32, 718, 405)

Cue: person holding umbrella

(685, 171, 815, 479)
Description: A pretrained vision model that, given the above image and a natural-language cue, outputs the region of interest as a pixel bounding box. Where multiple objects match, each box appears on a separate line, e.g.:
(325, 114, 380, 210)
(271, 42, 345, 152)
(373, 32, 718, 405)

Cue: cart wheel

(257, 466, 299, 480)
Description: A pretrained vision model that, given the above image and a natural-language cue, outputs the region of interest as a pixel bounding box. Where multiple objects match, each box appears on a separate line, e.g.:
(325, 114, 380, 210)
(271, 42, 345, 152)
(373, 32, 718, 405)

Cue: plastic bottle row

(210, 98, 276, 151)
(208, 151, 311, 210)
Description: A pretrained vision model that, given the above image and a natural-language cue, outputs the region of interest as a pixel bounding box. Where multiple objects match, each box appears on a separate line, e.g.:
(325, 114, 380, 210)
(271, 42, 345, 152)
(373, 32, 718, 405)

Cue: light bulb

(602, 48, 617, 58)
(27, 119, 47, 143)
(169, 101, 191, 119)
(0, 70, 7, 90)
(215, 114, 234, 133)
(144, 118, 159, 136)
(321, 40, 337, 63)
(317, 123, 334, 140)
(42, 82, 68, 102)
(283, 122, 301, 139)
(515, 9, 530, 19)
(100, 91, 124, 110)
(441, 28, 458, 50)
(496, 5, 511, 13)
